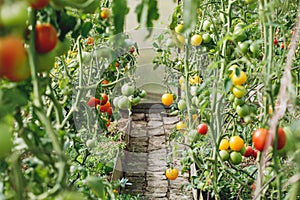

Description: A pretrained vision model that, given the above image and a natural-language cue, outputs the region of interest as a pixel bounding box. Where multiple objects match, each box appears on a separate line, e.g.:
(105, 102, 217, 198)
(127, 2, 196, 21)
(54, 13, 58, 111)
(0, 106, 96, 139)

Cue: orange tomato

(165, 168, 179, 180)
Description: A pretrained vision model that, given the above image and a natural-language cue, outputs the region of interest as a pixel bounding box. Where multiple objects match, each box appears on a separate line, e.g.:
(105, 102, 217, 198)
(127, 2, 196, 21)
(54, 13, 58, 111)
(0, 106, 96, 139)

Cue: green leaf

(224, 77, 233, 93)
(86, 176, 106, 199)
(169, 5, 182, 30)
(112, 0, 129, 34)
(135, 0, 160, 37)
(81, 22, 93, 38)
(182, 0, 200, 33)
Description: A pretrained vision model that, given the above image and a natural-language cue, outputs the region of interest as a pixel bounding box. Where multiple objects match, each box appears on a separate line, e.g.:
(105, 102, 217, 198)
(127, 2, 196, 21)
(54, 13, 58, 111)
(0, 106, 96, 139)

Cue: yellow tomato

(231, 70, 247, 85)
(176, 121, 187, 132)
(189, 75, 202, 85)
(219, 139, 230, 150)
(191, 34, 202, 46)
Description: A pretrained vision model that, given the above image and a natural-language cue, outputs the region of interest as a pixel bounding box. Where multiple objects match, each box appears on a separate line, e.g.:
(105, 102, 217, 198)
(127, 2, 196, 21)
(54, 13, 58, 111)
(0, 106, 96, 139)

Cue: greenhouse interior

(0, 0, 300, 199)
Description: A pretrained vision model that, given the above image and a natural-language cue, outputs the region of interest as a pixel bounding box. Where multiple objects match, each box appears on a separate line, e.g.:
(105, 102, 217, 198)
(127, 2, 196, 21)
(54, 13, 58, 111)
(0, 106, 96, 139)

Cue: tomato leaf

(182, 0, 200, 33)
(81, 22, 93, 38)
(112, 0, 129, 34)
(135, 0, 160, 38)
(169, 5, 182, 30)
(56, 11, 77, 40)
(224, 77, 233, 93)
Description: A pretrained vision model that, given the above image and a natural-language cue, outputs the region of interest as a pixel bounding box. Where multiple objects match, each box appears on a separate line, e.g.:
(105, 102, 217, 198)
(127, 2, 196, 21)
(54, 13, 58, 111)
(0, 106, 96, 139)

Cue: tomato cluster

(218, 136, 246, 165)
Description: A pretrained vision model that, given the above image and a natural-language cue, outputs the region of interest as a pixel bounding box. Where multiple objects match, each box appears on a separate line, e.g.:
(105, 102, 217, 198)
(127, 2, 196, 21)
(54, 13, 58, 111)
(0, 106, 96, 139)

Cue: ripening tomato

(232, 85, 246, 98)
(165, 168, 179, 180)
(107, 106, 113, 116)
(0, 36, 30, 82)
(191, 34, 202, 46)
(88, 97, 100, 107)
(35, 23, 58, 53)
(175, 24, 184, 33)
(30, 0, 50, 9)
(100, 8, 111, 19)
(161, 93, 174, 106)
(231, 70, 247, 85)
(86, 36, 94, 45)
(176, 121, 187, 132)
(219, 138, 230, 150)
(252, 128, 269, 151)
(99, 93, 108, 105)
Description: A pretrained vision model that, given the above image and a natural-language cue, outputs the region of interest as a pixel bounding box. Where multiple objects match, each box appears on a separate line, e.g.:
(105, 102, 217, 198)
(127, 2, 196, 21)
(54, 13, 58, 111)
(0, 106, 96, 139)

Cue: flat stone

(146, 183, 168, 193)
(148, 136, 166, 151)
(131, 121, 147, 129)
(143, 192, 167, 198)
(130, 128, 147, 138)
(131, 113, 145, 121)
(148, 127, 165, 137)
(163, 124, 176, 131)
(163, 116, 179, 125)
(148, 149, 167, 159)
(148, 157, 166, 166)
(147, 120, 163, 129)
(146, 113, 162, 121)
(169, 194, 192, 200)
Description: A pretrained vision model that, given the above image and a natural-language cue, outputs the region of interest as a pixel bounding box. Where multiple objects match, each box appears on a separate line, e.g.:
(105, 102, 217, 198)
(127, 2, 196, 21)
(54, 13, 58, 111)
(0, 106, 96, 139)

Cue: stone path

(119, 108, 193, 199)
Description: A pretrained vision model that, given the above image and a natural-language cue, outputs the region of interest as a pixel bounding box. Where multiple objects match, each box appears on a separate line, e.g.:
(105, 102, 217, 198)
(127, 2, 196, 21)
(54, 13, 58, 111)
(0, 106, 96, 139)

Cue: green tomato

(202, 20, 211, 31)
(118, 96, 131, 110)
(139, 90, 147, 98)
(131, 96, 141, 106)
(202, 33, 212, 44)
(233, 27, 247, 42)
(219, 150, 230, 161)
(0, 2, 29, 29)
(236, 104, 250, 117)
(178, 99, 187, 111)
(121, 83, 135, 97)
(36, 50, 56, 72)
(230, 151, 242, 165)
(238, 42, 249, 54)
(55, 38, 71, 56)
(0, 116, 14, 159)
(234, 97, 245, 106)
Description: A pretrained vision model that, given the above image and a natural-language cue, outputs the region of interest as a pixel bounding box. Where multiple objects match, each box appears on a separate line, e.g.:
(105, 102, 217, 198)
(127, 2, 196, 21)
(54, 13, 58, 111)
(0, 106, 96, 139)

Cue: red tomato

(253, 149, 258, 159)
(107, 106, 113, 116)
(0, 36, 30, 82)
(102, 79, 109, 84)
(106, 118, 110, 127)
(252, 128, 270, 151)
(100, 101, 110, 113)
(99, 93, 108, 105)
(35, 23, 58, 53)
(243, 146, 254, 157)
(197, 123, 208, 135)
(30, 0, 50, 9)
(276, 128, 286, 150)
(88, 97, 100, 107)
(274, 38, 278, 46)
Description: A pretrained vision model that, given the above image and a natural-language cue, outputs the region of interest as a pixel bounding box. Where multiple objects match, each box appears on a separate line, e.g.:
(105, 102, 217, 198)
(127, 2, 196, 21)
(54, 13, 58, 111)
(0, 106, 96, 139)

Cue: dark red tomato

(197, 123, 208, 135)
(30, 0, 50, 9)
(129, 47, 135, 54)
(102, 79, 109, 84)
(243, 146, 254, 157)
(88, 97, 100, 107)
(35, 23, 58, 53)
(99, 93, 108, 105)
(253, 149, 258, 159)
(0, 36, 30, 82)
(107, 106, 113, 116)
(281, 43, 285, 49)
(274, 38, 278, 46)
(276, 128, 286, 150)
(252, 128, 269, 151)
